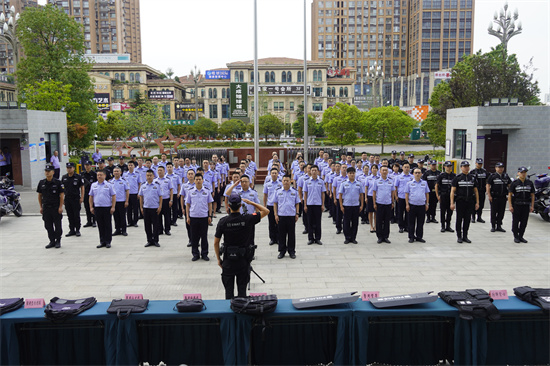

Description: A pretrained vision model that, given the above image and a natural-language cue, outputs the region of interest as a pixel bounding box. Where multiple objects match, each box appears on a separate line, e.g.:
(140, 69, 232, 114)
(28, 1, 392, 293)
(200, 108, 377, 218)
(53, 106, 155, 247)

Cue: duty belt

(514, 286, 550, 313)
(438, 289, 500, 321)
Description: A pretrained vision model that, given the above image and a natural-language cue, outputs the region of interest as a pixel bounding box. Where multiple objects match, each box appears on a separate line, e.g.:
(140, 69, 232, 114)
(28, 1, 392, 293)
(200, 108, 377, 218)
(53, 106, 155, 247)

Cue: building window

(120, 73, 126, 82)
(114, 89, 123, 99)
(222, 104, 230, 118)
(270, 71, 275, 83)
(265, 71, 269, 82)
(128, 89, 137, 99)
(222, 88, 226, 99)
(201, 89, 205, 98)
(135, 73, 140, 82)
(313, 70, 318, 81)
(344, 87, 348, 97)
(339, 87, 344, 97)
(239, 71, 244, 82)
(453, 129, 466, 159)
(226, 88, 230, 99)
(297, 71, 302, 82)
(115, 73, 120, 80)
(313, 87, 323, 97)
(317, 70, 323, 81)
(208, 88, 213, 98)
(235, 71, 239, 82)
(251, 71, 254, 82)
(290, 102, 295, 111)
(287, 71, 292, 82)
(209, 104, 218, 119)
(162, 104, 170, 119)
(129, 73, 134, 82)
(313, 103, 323, 111)
(213, 88, 218, 98)
(274, 102, 284, 111)
(282, 71, 287, 83)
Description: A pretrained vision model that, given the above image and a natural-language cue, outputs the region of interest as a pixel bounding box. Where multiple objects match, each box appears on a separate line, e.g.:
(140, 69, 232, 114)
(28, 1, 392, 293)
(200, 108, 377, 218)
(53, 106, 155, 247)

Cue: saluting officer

(186, 173, 213, 261)
(436, 161, 456, 232)
(339, 167, 363, 244)
(405, 168, 430, 243)
(303, 165, 326, 245)
(37, 164, 64, 248)
(62, 162, 84, 237)
(450, 161, 479, 243)
(472, 158, 488, 223)
(422, 160, 440, 223)
(486, 162, 511, 233)
(508, 167, 535, 243)
(372, 166, 395, 244)
(82, 161, 97, 228)
(123, 160, 141, 227)
(214, 194, 269, 299)
(89, 169, 116, 248)
(274, 174, 300, 259)
(110, 167, 129, 236)
(139, 169, 162, 247)
(263, 168, 283, 246)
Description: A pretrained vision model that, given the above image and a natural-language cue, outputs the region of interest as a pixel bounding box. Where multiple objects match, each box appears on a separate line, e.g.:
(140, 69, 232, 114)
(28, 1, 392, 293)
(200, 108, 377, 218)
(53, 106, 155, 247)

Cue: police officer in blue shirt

(89, 169, 116, 248)
(405, 168, 430, 243)
(263, 168, 283, 246)
(154, 166, 174, 236)
(123, 161, 141, 227)
(37, 164, 64, 248)
(332, 164, 348, 235)
(110, 167, 129, 236)
(180, 169, 196, 248)
(372, 166, 395, 244)
(274, 174, 300, 259)
(339, 167, 364, 244)
(82, 160, 97, 228)
(303, 165, 326, 245)
(395, 162, 413, 233)
(166, 162, 181, 226)
(139, 169, 162, 247)
(186, 173, 213, 261)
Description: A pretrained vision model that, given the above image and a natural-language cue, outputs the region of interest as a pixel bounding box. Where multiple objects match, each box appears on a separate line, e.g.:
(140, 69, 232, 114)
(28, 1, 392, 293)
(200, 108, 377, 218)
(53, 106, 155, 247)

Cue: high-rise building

(0, 0, 38, 74)
(311, 0, 474, 99)
(49, 0, 142, 63)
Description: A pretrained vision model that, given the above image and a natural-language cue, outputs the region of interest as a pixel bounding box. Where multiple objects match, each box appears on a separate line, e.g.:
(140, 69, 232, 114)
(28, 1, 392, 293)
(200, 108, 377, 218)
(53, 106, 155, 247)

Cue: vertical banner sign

(230, 82, 248, 118)
(39, 143, 46, 161)
(29, 143, 37, 162)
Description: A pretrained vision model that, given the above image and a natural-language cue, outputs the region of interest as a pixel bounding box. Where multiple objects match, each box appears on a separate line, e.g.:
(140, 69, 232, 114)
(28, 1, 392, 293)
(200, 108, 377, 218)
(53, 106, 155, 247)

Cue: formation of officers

(37, 150, 536, 256)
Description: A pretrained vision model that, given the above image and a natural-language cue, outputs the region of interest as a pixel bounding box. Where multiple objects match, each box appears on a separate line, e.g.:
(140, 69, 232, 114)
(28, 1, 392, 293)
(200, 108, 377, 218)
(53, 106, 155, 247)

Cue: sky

(38, 0, 550, 99)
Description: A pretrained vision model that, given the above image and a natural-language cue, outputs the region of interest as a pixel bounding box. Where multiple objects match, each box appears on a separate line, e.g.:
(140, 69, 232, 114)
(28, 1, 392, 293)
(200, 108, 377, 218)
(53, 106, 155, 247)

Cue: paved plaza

(1, 187, 548, 302)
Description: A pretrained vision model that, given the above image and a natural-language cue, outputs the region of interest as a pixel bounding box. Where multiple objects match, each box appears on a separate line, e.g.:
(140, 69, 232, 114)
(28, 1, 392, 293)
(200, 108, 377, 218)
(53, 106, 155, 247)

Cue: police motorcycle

(530, 167, 550, 222)
(0, 173, 22, 221)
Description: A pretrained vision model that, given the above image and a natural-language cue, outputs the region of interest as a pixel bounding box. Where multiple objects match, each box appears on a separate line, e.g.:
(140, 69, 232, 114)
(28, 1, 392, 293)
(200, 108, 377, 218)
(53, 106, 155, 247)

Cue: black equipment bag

(175, 299, 206, 313)
(107, 299, 149, 319)
(44, 297, 97, 323)
(231, 295, 278, 315)
(438, 289, 500, 321)
(0, 298, 24, 315)
(514, 286, 550, 313)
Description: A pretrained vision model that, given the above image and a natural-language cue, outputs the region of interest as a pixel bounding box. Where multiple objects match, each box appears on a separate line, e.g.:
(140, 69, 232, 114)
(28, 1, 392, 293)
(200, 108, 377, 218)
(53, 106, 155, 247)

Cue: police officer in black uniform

(508, 167, 535, 243)
(450, 161, 479, 243)
(486, 162, 511, 232)
(97, 158, 113, 181)
(472, 158, 488, 223)
(82, 161, 97, 227)
(407, 154, 418, 170)
(214, 194, 269, 299)
(388, 150, 398, 167)
(117, 156, 129, 173)
(436, 161, 456, 232)
(37, 164, 64, 248)
(422, 160, 440, 223)
(61, 162, 84, 237)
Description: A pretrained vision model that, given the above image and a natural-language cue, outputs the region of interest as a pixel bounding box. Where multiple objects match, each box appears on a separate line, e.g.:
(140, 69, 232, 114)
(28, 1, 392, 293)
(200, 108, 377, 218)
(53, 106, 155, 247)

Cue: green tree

(129, 91, 147, 108)
(363, 106, 416, 153)
(124, 104, 166, 149)
(21, 80, 74, 112)
(292, 114, 320, 138)
(97, 111, 126, 141)
(321, 103, 364, 147)
(165, 68, 174, 79)
(192, 117, 218, 139)
(259, 113, 285, 140)
(16, 4, 97, 150)
(219, 119, 246, 141)
(421, 112, 446, 149)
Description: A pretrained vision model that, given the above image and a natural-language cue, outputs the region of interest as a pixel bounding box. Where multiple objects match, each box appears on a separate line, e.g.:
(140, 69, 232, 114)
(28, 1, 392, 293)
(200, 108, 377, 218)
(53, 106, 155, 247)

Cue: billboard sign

(434, 71, 451, 79)
(248, 85, 311, 96)
(175, 103, 204, 112)
(93, 93, 110, 113)
(148, 90, 174, 100)
(230, 82, 248, 118)
(205, 70, 230, 79)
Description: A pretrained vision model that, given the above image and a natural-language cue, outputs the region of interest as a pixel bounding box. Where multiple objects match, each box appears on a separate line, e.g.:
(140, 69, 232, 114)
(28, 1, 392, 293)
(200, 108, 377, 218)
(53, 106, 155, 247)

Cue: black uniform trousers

(94, 207, 112, 245)
(455, 200, 475, 239)
(143, 208, 159, 244)
(113, 201, 127, 234)
(53, 168, 60, 179)
(301, 203, 308, 230)
(343, 206, 360, 241)
(427, 192, 438, 220)
(170, 193, 179, 225)
(376, 204, 392, 240)
(329, 195, 336, 220)
(490, 195, 507, 228)
(158, 198, 171, 234)
(307, 205, 322, 241)
(392, 197, 398, 223)
(278, 215, 296, 255)
(83, 192, 95, 225)
(190, 217, 209, 257)
(221, 260, 249, 300)
(42, 205, 62, 243)
(440, 194, 453, 229)
(474, 189, 486, 219)
(65, 197, 81, 232)
(127, 193, 139, 226)
(408, 204, 426, 240)
(335, 204, 344, 231)
(512, 204, 530, 239)
(214, 188, 222, 212)
(266, 205, 278, 243)
(183, 206, 191, 243)
(397, 198, 409, 230)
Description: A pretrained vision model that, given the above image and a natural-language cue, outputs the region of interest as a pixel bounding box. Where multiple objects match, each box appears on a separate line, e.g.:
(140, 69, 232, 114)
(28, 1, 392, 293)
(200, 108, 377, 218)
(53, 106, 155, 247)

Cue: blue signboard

(205, 70, 230, 79)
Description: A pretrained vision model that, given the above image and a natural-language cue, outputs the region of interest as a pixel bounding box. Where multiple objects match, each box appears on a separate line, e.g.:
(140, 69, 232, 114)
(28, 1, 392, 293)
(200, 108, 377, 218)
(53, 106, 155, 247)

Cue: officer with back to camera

(37, 164, 64, 248)
(450, 161, 479, 243)
(508, 166, 535, 243)
(486, 162, 512, 233)
(472, 158, 488, 223)
(62, 162, 84, 237)
(214, 193, 269, 299)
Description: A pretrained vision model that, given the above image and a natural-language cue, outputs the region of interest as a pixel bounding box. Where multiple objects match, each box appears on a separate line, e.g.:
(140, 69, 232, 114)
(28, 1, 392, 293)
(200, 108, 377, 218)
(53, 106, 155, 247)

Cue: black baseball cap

(66, 162, 75, 168)
(409, 153, 415, 158)
(430, 160, 437, 165)
(228, 193, 242, 208)
(119, 156, 125, 160)
(476, 158, 483, 163)
(84, 160, 93, 165)
(443, 161, 452, 167)
(495, 162, 504, 167)
(417, 159, 424, 164)
(399, 151, 405, 155)
(97, 158, 105, 163)
(44, 164, 55, 171)
(391, 150, 397, 154)
(460, 161, 470, 167)
(517, 166, 528, 172)
(107, 157, 114, 161)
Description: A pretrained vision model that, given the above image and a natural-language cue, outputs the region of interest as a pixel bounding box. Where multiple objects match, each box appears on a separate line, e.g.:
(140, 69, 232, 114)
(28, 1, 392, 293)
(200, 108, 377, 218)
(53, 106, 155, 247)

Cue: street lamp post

(368, 61, 384, 108)
(0, 6, 21, 73)
(190, 65, 201, 122)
